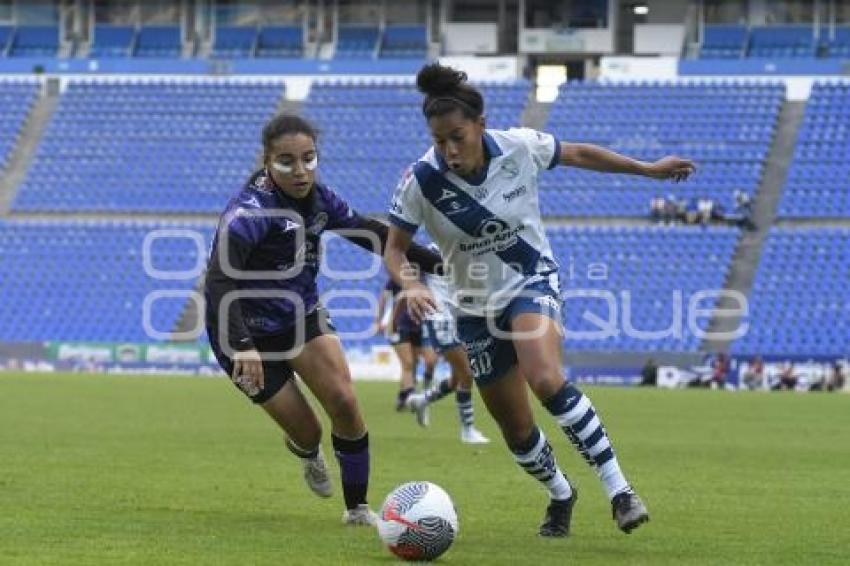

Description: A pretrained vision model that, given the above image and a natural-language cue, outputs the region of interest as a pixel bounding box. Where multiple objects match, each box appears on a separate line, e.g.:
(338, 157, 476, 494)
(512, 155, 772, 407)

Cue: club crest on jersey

(474, 187, 488, 200)
(500, 159, 519, 179)
(307, 212, 328, 235)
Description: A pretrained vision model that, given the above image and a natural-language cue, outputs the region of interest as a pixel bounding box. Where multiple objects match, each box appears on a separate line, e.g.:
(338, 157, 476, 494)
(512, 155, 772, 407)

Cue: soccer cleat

(342, 504, 379, 527)
(460, 426, 490, 444)
(539, 489, 578, 538)
(409, 393, 430, 427)
(302, 448, 333, 498)
(611, 489, 649, 534)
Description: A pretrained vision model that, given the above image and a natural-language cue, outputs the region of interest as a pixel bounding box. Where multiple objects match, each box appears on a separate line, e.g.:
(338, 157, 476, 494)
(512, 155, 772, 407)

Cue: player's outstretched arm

(559, 142, 696, 182)
(338, 215, 443, 274)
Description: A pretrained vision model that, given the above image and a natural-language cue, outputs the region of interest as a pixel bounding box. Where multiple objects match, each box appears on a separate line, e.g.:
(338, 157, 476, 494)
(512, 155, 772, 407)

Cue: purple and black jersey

(205, 170, 359, 350)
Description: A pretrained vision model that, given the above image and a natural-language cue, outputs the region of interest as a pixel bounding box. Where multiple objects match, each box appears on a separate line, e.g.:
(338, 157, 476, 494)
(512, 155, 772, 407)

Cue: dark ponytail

(262, 114, 318, 157)
(416, 63, 484, 120)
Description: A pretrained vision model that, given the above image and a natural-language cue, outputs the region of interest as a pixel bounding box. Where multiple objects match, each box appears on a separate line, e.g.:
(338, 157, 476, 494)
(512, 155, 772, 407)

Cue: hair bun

(416, 63, 468, 96)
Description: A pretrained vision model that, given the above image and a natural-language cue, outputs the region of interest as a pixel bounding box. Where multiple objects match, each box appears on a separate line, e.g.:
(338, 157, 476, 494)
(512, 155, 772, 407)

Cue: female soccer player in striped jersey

(384, 64, 694, 537)
(205, 114, 440, 526)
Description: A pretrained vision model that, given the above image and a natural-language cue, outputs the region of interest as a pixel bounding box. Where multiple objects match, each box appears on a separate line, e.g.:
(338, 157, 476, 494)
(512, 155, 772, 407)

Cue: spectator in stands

(684, 197, 700, 224)
(639, 358, 658, 386)
(710, 352, 729, 389)
(772, 362, 798, 391)
(827, 363, 846, 392)
(741, 355, 764, 390)
(650, 195, 666, 223)
(204, 114, 441, 526)
(697, 198, 714, 225)
(734, 190, 756, 230)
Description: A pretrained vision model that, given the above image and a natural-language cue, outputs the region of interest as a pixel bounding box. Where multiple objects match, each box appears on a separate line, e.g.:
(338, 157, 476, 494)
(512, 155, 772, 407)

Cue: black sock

(332, 432, 370, 509)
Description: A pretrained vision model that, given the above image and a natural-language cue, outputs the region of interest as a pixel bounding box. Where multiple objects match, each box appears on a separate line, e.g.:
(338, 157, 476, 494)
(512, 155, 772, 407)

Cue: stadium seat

(732, 228, 850, 357)
(748, 25, 817, 58)
(380, 25, 427, 59)
(90, 25, 135, 58)
(543, 81, 783, 216)
(334, 25, 379, 59)
(134, 26, 182, 58)
(778, 82, 850, 218)
(700, 25, 748, 59)
(12, 80, 284, 213)
(212, 26, 257, 58)
(0, 220, 214, 343)
(8, 26, 59, 57)
(255, 26, 303, 58)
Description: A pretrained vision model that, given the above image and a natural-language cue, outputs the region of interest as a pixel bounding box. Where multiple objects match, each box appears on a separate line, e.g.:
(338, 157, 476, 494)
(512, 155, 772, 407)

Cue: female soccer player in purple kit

(205, 114, 440, 526)
(385, 64, 695, 537)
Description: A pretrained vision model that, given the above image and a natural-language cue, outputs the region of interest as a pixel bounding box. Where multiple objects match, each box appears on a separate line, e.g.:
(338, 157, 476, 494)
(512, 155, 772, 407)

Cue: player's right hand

(404, 282, 437, 324)
(232, 348, 264, 395)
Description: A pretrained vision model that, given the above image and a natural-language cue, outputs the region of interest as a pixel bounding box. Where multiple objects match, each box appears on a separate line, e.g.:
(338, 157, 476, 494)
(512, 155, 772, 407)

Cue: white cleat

(302, 448, 333, 498)
(461, 426, 491, 444)
(408, 393, 430, 427)
(341, 504, 378, 527)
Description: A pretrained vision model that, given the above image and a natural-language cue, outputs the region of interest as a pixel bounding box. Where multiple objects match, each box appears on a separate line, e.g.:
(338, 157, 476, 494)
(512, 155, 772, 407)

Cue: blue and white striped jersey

(389, 128, 561, 316)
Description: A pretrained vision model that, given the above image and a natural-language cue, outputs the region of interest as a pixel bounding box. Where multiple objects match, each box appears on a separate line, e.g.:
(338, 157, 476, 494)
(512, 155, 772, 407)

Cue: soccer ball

(377, 481, 458, 561)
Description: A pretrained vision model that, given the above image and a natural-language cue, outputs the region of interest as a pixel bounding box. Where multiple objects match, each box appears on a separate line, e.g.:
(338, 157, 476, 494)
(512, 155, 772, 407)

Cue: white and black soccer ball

(377, 481, 458, 562)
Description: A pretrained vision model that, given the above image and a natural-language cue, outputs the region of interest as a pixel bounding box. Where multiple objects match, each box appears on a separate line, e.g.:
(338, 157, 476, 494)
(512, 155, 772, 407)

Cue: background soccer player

(406, 255, 490, 444)
(205, 114, 440, 526)
(374, 276, 437, 410)
(384, 63, 694, 537)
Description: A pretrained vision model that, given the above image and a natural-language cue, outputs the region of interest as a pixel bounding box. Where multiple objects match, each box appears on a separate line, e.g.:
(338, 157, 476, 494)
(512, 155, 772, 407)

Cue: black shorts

(209, 308, 335, 404)
(388, 327, 422, 347)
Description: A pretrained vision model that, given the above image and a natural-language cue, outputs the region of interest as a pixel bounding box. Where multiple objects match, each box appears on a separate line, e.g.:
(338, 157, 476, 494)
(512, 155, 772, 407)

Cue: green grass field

(1, 372, 848, 565)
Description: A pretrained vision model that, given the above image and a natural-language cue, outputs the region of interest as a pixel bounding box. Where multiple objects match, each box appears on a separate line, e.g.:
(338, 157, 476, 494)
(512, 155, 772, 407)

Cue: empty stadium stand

(0, 81, 38, 171)
(11, 80, 283, 213)
(0, 220, 213, 342)
(732, 228, 850, 357)
(541, 81, 783, 217)
(778, 82, 850, 217)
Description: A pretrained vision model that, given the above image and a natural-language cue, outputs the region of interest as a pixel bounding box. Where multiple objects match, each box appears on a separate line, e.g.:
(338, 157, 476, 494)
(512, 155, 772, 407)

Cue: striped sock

(510, 426, 573, 501)
(544, 383, 629, 500)
(455, 388, 474, 428)
(425, 379, 453, 403)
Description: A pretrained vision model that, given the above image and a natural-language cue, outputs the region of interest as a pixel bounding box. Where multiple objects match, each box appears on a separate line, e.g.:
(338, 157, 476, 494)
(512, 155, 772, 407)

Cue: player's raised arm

(559, 142, 696, 181)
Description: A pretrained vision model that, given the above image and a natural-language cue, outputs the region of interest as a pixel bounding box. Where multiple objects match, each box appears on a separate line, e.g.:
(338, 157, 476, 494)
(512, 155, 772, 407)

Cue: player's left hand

(403, 282, 437, 324)
(644, 156, 696, 182)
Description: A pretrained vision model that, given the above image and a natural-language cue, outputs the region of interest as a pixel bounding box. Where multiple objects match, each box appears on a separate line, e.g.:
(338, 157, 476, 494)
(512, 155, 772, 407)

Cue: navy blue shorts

(456, 278, 562, 386)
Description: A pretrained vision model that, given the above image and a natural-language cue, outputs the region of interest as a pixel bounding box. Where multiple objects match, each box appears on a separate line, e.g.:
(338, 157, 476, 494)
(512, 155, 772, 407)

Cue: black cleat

(539, 488, 578, 538)
(612, 489, 649, 534)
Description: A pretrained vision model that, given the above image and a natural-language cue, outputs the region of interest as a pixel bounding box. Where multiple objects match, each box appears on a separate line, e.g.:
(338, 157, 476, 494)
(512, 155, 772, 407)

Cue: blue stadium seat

(700, 25, 748, 59)
(255, 26, 303, 58)
(12, 80, 284, 213)
(543, 81, 783, 216)
(9, 26, 58, 57)
(134, 26, 182, 58)
(778, 82, 850, 218)
(212, 26, 257, 58)
(335, 25, 378, 59)
(380, 25, 427, 59)
(90, 25, 135, 58)
(732, 228, 850, 357)
(0, 220, 214, 343)
(748, 25, 816, 58)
